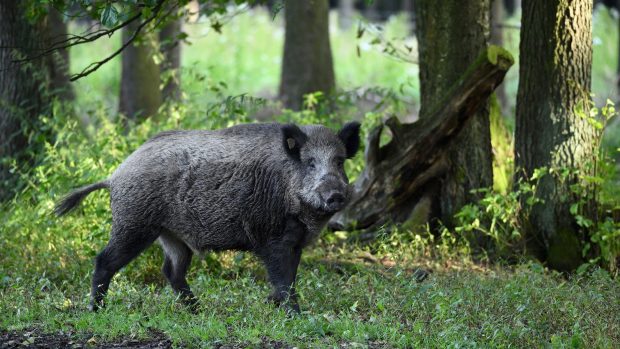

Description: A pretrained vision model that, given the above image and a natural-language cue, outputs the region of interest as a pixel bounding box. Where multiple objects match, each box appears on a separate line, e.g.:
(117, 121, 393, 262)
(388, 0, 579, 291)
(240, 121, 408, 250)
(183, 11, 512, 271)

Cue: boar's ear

(337, 121, 361, 159)
(282, 124, 308, 161)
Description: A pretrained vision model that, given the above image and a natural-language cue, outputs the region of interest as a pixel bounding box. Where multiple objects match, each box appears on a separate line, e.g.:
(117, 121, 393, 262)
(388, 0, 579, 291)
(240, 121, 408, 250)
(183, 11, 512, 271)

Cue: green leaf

(211, 21, 223, 34)
(570, 203, 579, 215)
(357, 24, 365, 39)
(531, 167, 548, 181)
(100, 4, 119, 28)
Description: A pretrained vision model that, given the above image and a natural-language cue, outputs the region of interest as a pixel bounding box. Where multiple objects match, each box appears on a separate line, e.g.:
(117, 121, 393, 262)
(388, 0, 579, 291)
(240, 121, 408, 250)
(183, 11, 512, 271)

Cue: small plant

(570, 99, 620, 274)
(453, 170, 544, 259)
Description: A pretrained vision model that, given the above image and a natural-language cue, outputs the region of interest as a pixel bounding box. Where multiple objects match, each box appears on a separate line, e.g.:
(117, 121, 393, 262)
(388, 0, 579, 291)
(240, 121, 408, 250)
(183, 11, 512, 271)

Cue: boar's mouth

(314, 200, 348, 216)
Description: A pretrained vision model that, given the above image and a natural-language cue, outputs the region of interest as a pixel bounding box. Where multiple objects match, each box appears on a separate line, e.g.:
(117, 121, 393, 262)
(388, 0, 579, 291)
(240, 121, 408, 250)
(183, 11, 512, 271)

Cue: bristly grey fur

(55, 121, 361, 313)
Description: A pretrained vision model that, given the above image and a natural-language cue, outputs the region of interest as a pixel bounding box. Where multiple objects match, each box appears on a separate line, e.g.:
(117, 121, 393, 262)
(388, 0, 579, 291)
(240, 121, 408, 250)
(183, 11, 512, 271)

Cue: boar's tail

(54, 181, 109, 216)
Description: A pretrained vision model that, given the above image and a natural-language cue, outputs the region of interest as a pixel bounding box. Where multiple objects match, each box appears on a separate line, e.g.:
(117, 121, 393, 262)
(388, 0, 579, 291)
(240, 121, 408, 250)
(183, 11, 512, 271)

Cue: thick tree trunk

(515, 0, 595, 271)
(329, 47, 513, 231)
(279, 0, 335, 110)
(119, 21, 162, 120)
(45, 6, 74, 101)
(414, 0, 494, 235)
(159, 17, 182, 101)
(0, 1, 49, 200)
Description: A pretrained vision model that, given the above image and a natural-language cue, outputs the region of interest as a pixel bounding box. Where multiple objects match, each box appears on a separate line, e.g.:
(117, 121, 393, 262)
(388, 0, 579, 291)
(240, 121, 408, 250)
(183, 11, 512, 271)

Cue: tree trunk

(279, 0, 335, 110)
(364, 0, 380, 21)
(45, 6, 74, 101)
(329, 47, 513, 231)
(338, 0, 355, 30)
(159, 17, 182, 101)
(119, 20, 162, 120)
(617, 0, 620, 100)
(490, 0, 508, 114)
(515, 0, 595, 271)
(403, 0, 415, 33)
(414, 0, 493, 236)
(0, 1, 49, 200)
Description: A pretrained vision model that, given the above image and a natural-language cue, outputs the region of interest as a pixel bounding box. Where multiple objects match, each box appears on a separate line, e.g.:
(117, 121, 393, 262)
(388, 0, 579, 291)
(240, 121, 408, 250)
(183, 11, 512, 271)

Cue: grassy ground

(2, 7, 620, 349)
(2, 238, 619, 348)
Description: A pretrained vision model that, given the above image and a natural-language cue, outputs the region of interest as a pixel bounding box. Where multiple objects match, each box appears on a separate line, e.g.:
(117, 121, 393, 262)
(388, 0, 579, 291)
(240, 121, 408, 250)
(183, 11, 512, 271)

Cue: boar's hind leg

(90, 225, 159, 312)
(159, 233, 197, 310)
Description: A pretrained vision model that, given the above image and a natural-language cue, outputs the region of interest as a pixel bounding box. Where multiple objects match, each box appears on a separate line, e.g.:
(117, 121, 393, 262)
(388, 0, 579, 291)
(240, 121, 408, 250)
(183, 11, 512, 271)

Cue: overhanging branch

(70, 0, 168, 81)
(3, 0, 171, 81)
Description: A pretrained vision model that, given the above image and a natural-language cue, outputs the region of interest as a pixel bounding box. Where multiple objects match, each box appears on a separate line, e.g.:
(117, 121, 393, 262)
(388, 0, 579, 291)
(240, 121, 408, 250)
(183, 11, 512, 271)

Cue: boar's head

(282, 122, 361, 215)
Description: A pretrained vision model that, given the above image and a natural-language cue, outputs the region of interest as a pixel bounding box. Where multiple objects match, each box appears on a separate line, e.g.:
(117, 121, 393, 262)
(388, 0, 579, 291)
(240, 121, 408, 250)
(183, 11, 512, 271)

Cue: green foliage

(454, 98, 620, 271)
(25, 0, 267, 26)
(454, 172, 543, 260)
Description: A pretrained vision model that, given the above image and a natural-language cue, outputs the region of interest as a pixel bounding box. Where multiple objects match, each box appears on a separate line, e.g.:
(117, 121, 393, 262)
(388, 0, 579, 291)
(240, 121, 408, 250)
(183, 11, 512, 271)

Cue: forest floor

(1, 243, 619, 348)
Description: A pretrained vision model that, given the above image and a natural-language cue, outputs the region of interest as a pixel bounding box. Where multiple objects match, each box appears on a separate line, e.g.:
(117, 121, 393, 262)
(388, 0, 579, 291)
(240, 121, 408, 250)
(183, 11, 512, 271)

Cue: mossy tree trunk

(0, 1, 49, 200)
(279, 0, 335, 110)
(159, 16, 182, 102)
(119, 21, 162, 120)
(414, 0, 493, 241)
(515, 0, 596, 271)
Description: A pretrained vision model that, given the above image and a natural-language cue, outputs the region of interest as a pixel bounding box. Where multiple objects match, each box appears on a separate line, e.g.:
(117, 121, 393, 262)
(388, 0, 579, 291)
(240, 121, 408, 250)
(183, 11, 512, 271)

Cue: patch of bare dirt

(0, 329, 171, 349)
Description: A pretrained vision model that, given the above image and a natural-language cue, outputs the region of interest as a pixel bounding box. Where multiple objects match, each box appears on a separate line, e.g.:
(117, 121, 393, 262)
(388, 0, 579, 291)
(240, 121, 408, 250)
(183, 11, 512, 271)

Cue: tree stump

(329, 46, 514, 231)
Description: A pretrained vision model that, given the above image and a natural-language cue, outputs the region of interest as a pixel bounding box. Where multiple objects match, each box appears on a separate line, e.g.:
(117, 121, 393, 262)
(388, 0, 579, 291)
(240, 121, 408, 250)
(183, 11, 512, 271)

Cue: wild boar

(55, 122, 361, 313)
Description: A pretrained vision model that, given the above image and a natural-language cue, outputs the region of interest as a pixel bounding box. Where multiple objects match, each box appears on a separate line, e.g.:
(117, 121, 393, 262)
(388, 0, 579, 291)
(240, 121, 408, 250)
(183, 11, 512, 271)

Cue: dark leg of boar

(261, 246, 302, 313)
(159, 233, 198, 310)
(259, 217, 306, 313)
(89, 225, 159, 311)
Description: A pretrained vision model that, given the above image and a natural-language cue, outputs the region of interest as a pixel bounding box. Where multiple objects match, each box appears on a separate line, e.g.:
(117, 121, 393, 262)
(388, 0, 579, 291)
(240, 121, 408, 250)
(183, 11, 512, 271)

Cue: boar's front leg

(260, 243, 302, 314)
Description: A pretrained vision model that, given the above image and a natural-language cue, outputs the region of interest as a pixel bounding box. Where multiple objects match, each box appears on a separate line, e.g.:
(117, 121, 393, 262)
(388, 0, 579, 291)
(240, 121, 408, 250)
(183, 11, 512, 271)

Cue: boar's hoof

(88, 300, 103, 312)
(267, 294, 301, 315)
(283, 302, 301, 315)
(181, 296, 200, 314)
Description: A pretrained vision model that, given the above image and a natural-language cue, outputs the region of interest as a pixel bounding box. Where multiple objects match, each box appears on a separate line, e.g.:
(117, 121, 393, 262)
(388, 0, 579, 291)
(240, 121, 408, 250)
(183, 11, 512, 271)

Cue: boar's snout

(317, 174, 348, 213)
(324, 191, 346, 212)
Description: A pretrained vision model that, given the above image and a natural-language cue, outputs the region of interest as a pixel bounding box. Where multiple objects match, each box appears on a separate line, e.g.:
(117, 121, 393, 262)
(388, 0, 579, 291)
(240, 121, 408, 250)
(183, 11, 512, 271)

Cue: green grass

(2, 243, 619, 348)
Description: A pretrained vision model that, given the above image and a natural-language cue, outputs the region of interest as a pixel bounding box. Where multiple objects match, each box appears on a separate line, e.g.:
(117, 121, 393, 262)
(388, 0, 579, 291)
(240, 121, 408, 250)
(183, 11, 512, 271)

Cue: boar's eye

(307, 157, 316, 169)
(335, 157, 344, 168)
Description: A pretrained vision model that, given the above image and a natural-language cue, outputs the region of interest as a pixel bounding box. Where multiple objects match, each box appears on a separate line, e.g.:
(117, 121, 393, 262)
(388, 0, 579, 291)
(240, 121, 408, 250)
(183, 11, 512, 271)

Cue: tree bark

(617, 0, 620, 100)
(279, 0, 335, 110)
(490, 0, 508, 114)
(45, 6, 74, 101)
(414, 0, 494, 235)
(159, 17, 182, 101)
(515, 0, 595, 271)
(338, 0, 355, 30)
(119, 20, 162, 120)
(329, 47, 513, 231)
(0, 1, 49, 200)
